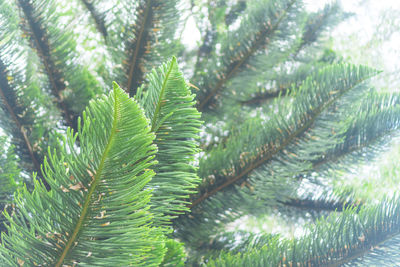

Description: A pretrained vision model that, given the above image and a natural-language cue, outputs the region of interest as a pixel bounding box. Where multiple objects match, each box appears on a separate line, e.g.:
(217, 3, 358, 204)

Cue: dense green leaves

(0, 85, 165, 266)
(0, 0, 55, 185)
(109, 0, 181, 96)
(136, 57, 202, 227)
(196, 64, 377, 206)
(0, 137, 21, 234)
(0, 0, 400, 266)
(207, 196, 400, 267)
(195, 0, 301, 112)
(17, 0, 102, 131)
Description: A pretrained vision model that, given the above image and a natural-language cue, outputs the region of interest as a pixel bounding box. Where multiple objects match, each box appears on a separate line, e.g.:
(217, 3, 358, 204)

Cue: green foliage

(1, 85, 166, 266)
(136, 57, 202, 227)
(207, 196, 400, 266)
(160, 239, 186, 267)
(0, 137, 21, 233)
(107, 0, 182, 96)
(0, 0, 400, 266)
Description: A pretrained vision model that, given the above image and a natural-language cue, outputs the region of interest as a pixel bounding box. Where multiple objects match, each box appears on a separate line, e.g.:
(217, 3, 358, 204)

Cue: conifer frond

(310, 93, 400, 174)
(240, 49, 340, 106)
(174, 185, 272, 251)
(80, 0, 108, 41)
(193, 1, 246, 77)
(174, 64, 379, 250)
(201, 1, 346, 112)
(0, 85, 165, 266)
(0, 136, 21, 233)
(0, 0, 399, 265)
(16, 0, 102, 131)
(251, 92, 400, 205)
(0, 4, 54, 187)
(207, 196, 400, 266)
(160, 239, 186, 267)
(136, 57, 202, 227)
(196, 0, 299, 111)
(191, 64, 377, 208)
(111, 0, 180, 96)
(295, 1, 347, 57)
(0, 59, 44, 185)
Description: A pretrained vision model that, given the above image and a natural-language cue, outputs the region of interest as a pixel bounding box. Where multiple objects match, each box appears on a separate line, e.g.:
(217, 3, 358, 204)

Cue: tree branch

(17, 0, 76, 131)
(125, 0, 154, 97)
(80, 0, 108, 41)
(197, 0, 297, 111)
(190, 75, 370, 209)
(0, 59, 49, 189)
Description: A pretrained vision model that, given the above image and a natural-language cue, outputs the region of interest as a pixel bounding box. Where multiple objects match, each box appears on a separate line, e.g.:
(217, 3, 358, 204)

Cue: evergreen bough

(0, 0, 399, 265)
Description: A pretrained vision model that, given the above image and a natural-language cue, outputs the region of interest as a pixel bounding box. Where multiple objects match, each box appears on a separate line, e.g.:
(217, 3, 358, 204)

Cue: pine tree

(0, 0, 400, 266)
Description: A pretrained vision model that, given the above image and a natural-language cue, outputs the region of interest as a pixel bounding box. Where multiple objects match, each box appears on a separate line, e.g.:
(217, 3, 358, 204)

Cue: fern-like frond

(0, 136, 21, 233)
(207, 196, 400, 266)
(80, 0, 108, 41)
(196, 0, 299, 111)
(309, 92, 400, 174)
(295, 1, 348, 58)
(16, 0, 102, 131)
(136, 57, 202, 227)
(174, 64, 378, 251)
(0, 84, 165, 266)
(0, 58, 44, 184)
(192, 64, 376, 208)
(160, 239, 186, 267)
(110, 0, 180, 96)
(240, 49, 340, 107)
(192, 1, 246, 77)
(0, 2, 55, 187)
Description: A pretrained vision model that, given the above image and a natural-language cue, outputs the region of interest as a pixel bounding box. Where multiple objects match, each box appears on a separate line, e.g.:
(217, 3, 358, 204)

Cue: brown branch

(279, 198, 362, 212)
(240, 86, 291, 106)
(0, 60, 49, 189)
(17, 0, 76, 131)
(197, 0, 297, 112)
(126, 0, 153, 97)
(81, 0, 108, 41)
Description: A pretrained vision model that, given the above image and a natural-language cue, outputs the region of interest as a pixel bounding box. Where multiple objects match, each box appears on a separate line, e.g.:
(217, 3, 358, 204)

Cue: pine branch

(135, 57, 202, 227)
(17, 0, 76, 131)
(80, 0, 108, 41)
(125, 0, 155, 97)
(279, 198, 360, 212)
(239, 55, 337, 107)
(294, 2, 346, 59)
(311, 93, 400, 172)
(197, 0, 297, 111)
(111, 0, 179, 97)
(224, 1, 246, 26)
(0, 137, 21, 234)
(240, 85, 291, 106)
(0, 84, 165, 266)
(207, 197, 400, 266)
(240, 3, 345, 107)
(0, 59, 49, 189)
(190, 65, 375, 209)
